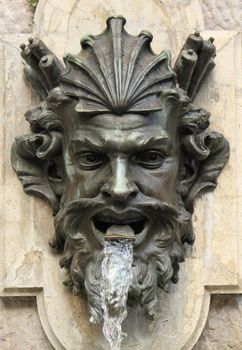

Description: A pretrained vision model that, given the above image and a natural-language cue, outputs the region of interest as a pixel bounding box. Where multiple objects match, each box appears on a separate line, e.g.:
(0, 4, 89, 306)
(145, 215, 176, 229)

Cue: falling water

(101, 238, 133, 350)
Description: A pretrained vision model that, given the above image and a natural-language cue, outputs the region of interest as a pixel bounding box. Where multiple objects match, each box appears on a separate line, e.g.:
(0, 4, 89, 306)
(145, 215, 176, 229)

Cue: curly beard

(52, 195, 193, 323)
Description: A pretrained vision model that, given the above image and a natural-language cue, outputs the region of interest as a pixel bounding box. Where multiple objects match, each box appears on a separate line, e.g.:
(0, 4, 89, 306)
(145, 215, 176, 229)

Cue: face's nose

(101, 156, 138, 201)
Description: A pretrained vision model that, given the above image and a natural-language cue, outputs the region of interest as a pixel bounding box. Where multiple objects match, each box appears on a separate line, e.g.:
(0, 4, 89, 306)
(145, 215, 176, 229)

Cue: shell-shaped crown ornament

(60, 16, 176, 115)
(20, 16, 216, 113)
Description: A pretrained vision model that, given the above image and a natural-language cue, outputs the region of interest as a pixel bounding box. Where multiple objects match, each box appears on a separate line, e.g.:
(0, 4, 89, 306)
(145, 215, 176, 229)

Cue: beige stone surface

(33, 0, 204, 57)
(0, 0, 241, 350)
(0, 297, 53, 350)
(0, 295, 241, 350)
(0, 0, 33, 33)
(200, 0, 242, 30)
(194, 295, 242, 350)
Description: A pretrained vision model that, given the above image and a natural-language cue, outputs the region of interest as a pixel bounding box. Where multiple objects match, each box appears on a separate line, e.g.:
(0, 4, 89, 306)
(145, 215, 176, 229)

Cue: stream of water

(101, 239, 134, 350)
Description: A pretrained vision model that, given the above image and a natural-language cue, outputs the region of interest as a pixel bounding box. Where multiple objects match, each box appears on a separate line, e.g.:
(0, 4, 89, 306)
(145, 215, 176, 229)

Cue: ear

(177, 131, 230, 213)
(176, 158, 198, 198)
(11, 135, 63, 214)
(46, 158, 64, 196)
(184, 132, 229, 212)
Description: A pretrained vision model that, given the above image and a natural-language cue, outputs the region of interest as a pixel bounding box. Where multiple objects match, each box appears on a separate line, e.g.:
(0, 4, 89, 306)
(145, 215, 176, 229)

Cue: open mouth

(92, 212, 149, 245)
(93, 218, 146, 235)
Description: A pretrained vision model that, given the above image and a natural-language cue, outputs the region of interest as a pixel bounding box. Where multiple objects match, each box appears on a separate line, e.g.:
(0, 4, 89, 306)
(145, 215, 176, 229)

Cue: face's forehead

(84, 113, 163, 129)
(67, 112, 179, 154)
(61, 92, 181, 136)
(76, 113, 166, 137)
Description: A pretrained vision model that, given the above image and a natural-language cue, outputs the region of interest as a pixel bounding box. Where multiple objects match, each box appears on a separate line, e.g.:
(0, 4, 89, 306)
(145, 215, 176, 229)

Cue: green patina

(27, 0, 39, 10)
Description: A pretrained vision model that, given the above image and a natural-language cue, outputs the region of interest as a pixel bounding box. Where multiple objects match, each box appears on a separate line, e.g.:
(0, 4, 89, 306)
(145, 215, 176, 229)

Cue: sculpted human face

(60, 97, 181, 250)
(11, 18, 230, 326)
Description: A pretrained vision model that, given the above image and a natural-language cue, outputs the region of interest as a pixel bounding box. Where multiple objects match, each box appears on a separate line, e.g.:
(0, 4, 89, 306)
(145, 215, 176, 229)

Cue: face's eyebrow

(135, 135, 170, 148)
(71, 130, 105, 152)
(71, 139, 103, 154)
(70, 128, 172, 153)
(126, 131, 172, 152)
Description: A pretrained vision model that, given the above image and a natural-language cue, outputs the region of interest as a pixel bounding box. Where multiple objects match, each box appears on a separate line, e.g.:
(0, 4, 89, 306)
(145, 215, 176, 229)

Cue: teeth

(103, 219, 134, 224)
(95, 216, 143, 225)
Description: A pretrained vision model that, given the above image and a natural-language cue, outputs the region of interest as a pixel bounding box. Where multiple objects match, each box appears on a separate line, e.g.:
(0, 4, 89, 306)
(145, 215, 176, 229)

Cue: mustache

(63, 194, 179, 219)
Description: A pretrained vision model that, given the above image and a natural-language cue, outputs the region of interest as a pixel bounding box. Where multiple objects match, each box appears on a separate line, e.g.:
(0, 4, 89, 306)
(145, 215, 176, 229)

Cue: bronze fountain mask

(11, 16, 229, 323)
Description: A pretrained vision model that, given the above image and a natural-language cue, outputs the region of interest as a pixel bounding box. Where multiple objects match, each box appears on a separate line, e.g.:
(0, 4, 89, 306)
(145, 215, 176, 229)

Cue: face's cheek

(131, 156, 180, 204)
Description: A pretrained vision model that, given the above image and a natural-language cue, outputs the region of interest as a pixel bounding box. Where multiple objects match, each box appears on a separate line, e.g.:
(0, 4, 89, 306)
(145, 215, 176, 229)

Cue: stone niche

(0, 1, 241, 350)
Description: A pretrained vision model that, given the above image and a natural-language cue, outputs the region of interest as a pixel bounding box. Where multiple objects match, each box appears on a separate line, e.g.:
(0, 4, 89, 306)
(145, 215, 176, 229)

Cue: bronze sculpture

(11, 16, 229, 324)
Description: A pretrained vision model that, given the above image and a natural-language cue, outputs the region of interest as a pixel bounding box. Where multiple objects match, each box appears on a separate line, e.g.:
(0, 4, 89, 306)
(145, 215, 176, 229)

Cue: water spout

(101, 225, 134, 350)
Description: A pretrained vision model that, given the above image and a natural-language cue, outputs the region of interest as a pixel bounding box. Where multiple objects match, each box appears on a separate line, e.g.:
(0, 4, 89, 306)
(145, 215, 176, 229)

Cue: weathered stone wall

(194, 295, 242, 350)
(0, 297, 53, 349)
(0, 0, 33, 33)
(0, 0, 241, 349)
(200, 0, 241, 30)
(1, 295, 241, 349)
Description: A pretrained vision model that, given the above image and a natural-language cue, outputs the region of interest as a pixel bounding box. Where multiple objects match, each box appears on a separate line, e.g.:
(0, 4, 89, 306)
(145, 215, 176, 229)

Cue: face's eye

(133, 150, 164, 169)
(77, 152, 107, 170)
